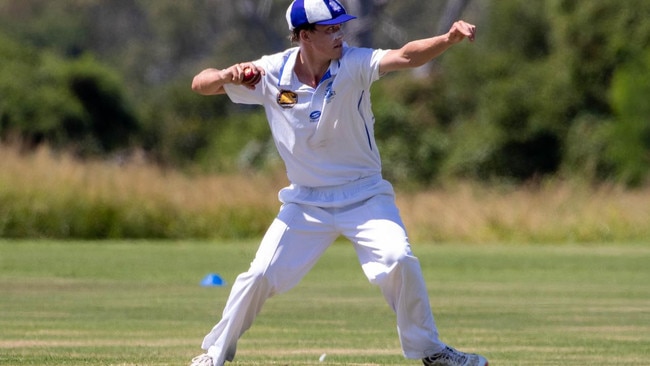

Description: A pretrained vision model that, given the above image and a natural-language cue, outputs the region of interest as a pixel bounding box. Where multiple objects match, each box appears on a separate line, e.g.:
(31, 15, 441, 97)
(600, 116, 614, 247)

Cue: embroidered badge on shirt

(277, 90, 298, 109)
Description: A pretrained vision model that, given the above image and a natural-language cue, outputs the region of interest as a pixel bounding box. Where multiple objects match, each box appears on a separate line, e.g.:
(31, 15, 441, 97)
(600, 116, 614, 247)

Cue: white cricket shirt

(224, 46, 393, 205)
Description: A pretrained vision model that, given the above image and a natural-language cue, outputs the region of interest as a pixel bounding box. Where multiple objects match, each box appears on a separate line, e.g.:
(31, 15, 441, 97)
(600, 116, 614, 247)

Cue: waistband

(278, 174, 394, 208)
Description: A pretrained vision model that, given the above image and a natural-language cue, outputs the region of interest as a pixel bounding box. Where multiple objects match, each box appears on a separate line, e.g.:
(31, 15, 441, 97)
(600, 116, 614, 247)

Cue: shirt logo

(277, 90, 298, 109)
(324, 82, 336, 104)
(310, 111, 321, 122)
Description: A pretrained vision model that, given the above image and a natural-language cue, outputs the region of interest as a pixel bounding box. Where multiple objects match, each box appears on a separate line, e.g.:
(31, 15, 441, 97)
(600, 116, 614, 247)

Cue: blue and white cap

(286, 0, 357, 30)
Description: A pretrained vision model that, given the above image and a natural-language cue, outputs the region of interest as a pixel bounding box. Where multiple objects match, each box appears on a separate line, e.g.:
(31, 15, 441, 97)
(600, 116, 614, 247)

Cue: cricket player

(190, 1, 487, 365)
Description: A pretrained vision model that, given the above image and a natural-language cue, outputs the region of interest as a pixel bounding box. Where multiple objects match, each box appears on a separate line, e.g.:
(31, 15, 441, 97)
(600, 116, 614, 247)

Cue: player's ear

(299, 29, 312, 42)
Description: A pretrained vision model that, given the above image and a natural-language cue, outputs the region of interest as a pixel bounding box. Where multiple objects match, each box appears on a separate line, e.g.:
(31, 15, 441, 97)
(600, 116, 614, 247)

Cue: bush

(603, 51, 650, 186)
(0, 34, 139, 155)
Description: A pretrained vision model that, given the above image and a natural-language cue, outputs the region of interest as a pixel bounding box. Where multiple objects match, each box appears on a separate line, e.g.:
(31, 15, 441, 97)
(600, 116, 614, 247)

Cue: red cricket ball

(243, 67, 260, 85)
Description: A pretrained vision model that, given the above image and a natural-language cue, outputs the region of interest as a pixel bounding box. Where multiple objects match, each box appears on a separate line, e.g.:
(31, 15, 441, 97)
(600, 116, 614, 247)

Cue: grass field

(1, 240, 649, 365)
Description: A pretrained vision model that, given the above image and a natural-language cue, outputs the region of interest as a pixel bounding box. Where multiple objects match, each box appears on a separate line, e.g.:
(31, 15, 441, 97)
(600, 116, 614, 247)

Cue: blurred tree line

(0, 0, 648, 186)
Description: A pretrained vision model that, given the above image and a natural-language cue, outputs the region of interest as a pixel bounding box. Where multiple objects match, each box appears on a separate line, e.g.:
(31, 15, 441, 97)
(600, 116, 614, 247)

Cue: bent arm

(379, 20, 476, 75)
(191, 68, 230, 95)
(191, 63, 264, 95)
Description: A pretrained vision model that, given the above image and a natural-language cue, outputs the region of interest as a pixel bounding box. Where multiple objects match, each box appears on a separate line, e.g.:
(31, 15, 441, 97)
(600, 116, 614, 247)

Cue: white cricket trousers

(201, 193, 445, 365)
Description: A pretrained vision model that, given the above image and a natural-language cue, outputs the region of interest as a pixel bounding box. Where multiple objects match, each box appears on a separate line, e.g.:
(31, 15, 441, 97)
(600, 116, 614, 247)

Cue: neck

(294, 49, 331, 88)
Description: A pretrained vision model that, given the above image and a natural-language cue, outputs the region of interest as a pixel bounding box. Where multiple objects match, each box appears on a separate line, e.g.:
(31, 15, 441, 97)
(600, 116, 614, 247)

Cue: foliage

(604, 50, 650, 186)
(0, 34, 139, 155)
(371, 76, 449, 184)
(0, 146, 278, 240)
(3, 145, 650, 242)
(0, 0, 649, 185)
(546, 0, 650, 184)
(423, 0, 650, 184)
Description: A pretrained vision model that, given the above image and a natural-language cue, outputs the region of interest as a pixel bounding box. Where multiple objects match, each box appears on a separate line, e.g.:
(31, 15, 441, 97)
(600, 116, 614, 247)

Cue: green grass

(1, 240, 649, 365)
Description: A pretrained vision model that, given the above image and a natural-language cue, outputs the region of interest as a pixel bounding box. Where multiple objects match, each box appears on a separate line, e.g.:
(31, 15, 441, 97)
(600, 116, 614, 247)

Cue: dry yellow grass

(0, 144, 282, 211)
(2, 144, 649, 242)
(399, 181, 650, 243)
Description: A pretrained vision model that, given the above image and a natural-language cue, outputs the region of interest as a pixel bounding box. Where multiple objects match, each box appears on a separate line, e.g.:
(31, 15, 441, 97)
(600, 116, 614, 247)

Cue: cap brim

(315, 14, 356, 26)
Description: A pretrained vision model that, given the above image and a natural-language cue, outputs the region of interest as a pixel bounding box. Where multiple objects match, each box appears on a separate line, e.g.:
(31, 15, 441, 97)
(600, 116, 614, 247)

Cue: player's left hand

(447, 20, 476, 44)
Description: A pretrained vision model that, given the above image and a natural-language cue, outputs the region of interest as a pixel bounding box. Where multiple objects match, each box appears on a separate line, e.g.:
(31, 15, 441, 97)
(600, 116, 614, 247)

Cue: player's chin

(332, 47, 343, 59)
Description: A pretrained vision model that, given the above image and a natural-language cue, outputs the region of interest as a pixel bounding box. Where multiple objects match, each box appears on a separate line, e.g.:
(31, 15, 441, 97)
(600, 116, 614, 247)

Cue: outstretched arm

(379, 20, 476, 75)
(191, 62, 264, 95)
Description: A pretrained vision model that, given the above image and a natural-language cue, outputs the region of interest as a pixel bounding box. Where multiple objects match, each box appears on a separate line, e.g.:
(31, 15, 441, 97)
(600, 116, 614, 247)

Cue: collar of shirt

(278, 46, 344, 88)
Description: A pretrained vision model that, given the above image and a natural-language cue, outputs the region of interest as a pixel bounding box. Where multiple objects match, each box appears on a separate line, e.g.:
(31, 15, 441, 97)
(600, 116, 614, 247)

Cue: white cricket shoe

(422, 346, 488, 366)
(189, 353, 215, 366)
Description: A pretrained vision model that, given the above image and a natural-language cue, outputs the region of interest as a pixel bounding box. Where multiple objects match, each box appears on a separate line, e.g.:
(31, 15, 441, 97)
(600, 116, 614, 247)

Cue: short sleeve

(223, 58, 270, 106)
(340, 47, 389, 88)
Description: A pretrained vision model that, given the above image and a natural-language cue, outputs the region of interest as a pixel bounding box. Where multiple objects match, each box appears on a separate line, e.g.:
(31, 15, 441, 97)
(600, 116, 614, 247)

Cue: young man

(190, 1, 487, 365)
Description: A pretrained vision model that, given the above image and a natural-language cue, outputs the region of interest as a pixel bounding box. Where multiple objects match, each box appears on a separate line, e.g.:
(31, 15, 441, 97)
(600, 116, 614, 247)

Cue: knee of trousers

(243, 263, 299, 295)
(384, 244, 413, 266)
(233, 267, 276, 298)
(367, 248, 420, 286)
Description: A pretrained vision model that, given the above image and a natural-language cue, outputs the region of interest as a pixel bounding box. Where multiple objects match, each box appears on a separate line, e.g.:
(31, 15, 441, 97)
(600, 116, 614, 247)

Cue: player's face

(312, 24, 345, 59)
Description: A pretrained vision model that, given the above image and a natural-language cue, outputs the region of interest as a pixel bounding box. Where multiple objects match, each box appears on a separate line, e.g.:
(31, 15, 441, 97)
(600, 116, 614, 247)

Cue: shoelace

(191, 354, 214, 366)
(424, 347, 468, 365)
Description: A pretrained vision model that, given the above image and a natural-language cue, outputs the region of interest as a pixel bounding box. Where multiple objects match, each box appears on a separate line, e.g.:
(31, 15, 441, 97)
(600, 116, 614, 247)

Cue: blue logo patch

(310, 110, 321, 122)
(325, 82, 336, 103)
